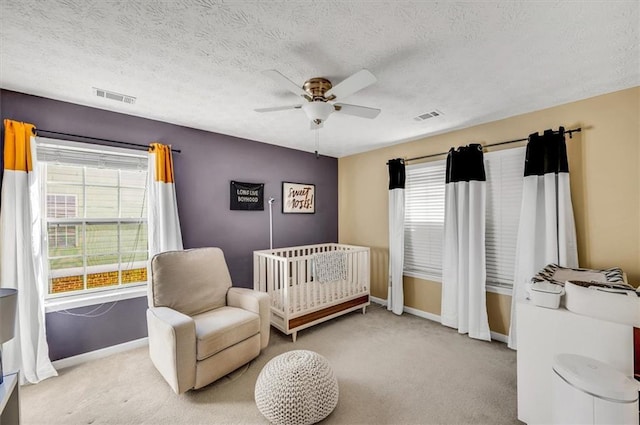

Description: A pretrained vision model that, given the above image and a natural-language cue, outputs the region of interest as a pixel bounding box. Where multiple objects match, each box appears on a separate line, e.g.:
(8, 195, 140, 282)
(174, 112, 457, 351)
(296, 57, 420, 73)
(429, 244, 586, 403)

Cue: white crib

(253, 243, 370, 342)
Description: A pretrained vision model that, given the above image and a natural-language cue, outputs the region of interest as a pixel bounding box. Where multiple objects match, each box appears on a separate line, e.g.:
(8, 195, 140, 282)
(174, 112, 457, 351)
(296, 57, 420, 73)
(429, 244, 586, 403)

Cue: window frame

(37, 138, 149, 308)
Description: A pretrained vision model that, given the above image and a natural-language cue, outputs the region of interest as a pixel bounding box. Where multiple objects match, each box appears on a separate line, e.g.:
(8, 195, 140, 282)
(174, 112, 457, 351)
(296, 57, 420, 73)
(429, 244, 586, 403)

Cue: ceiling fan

(255, 69, 381, 128)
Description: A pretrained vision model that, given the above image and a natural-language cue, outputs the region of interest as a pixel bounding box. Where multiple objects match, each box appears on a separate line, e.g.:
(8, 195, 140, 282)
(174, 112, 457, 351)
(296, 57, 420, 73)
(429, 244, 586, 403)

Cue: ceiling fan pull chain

(315, 128, 320, 159)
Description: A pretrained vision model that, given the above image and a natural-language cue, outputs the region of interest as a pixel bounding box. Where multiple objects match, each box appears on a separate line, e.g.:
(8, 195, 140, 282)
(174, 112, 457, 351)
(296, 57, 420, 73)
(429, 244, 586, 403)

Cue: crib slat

(364, 249, 370, 293)
(355, 251, 360, 294)
(302, 260, 313, 309)
(282, 257, 286, 309)
(266, 257, 272, 291)
(294, 259, 301, 312)
(301, 258, 307, 311)
(344, 252, 349, 297)
(275, 257, 281, 308)
(353, 252, 358, 294)
(272, 257, 277, 294)
(343, 252, 348, 297)
(358, 251, 362, 294)
(291, 258, 297, 313)
(309, 257, 316, 308)
(319, 255, 326, 305)
(261, 256, 267, 293)
(253, 254, 258, 291)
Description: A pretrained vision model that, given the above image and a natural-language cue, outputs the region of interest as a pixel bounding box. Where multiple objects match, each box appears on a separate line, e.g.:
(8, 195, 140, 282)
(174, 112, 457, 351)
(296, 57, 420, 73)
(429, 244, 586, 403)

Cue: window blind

(403, 160, 446, 278)
(484, 147, 526, 288)
(36, 137, 147, 171)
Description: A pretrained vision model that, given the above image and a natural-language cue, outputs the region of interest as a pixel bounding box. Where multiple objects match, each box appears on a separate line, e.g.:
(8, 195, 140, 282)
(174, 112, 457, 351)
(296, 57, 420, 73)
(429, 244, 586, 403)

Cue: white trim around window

(403, 270, 442, 282)
(37, 137, 150, 309)
(45, 285, 148, 313)
(401, 272, 514, 296)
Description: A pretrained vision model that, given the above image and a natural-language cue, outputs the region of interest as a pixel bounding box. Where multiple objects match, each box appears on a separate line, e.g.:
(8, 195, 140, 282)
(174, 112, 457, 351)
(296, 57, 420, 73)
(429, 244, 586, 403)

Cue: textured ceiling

(1, 1, 638, 158)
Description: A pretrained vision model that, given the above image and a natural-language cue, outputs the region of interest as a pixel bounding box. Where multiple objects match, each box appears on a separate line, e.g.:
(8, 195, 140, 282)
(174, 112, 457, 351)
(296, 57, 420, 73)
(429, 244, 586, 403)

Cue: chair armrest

(146, 307, 196, 394)
(227, 287, 271, 349)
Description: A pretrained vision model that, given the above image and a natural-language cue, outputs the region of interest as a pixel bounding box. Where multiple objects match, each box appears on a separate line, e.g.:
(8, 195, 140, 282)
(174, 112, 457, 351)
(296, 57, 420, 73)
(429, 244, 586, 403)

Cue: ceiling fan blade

(325, 69, 377, 99)
(262, 69, 309, 98)
(255, 105, 303, 113)
(334, 103, 381, 119)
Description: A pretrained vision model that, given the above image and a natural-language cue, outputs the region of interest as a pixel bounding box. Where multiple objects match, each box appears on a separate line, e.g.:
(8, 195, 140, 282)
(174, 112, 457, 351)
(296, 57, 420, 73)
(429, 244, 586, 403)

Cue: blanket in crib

(313, 251, 347, 283)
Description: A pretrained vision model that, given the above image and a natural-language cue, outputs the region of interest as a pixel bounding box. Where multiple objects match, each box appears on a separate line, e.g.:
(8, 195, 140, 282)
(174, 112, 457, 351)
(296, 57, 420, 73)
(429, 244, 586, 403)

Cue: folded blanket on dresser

(532, 263, 633, 290)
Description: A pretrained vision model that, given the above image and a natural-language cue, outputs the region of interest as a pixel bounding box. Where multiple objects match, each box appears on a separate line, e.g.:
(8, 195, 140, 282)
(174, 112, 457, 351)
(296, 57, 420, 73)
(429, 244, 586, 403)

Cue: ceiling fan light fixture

(302, 101, 334, 124)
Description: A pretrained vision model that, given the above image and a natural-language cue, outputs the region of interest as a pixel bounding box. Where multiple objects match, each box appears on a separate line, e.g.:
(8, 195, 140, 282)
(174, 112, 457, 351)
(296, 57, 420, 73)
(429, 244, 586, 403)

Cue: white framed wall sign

(282, 182, 315, 214)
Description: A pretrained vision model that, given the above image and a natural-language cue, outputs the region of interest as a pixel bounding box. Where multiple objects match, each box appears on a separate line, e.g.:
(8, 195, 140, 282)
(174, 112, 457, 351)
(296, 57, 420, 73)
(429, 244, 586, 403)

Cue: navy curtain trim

(524, 127, 569, 176)
(388, 158, 405, 190)
(445, 143, 486, 183)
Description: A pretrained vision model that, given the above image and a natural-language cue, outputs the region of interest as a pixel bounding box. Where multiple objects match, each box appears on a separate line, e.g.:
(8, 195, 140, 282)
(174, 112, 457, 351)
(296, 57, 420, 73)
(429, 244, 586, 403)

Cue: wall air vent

(93, 87, 136, 105)
(414, 110, 443, 121)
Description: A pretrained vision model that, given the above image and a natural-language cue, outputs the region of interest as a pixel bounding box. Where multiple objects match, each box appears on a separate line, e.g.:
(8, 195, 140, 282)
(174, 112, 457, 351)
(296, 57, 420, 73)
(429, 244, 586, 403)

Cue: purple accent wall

(46, 298, 149, 361)
(1, 90, 338, 359)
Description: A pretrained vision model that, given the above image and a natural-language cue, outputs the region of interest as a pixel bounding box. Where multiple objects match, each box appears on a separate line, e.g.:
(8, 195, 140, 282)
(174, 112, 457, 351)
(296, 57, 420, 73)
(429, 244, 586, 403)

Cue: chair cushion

(151, 247, 232, 316)
(193, 306, 260, 361)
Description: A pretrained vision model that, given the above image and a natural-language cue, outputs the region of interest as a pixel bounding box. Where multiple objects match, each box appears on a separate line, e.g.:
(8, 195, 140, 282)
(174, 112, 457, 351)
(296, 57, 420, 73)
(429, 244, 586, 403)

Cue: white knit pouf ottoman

(255, 350, 339, 425)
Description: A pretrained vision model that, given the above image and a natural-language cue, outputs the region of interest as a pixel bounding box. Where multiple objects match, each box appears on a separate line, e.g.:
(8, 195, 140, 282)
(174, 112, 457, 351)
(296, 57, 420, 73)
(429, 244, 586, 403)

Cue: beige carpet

(21, 304, 518, 424)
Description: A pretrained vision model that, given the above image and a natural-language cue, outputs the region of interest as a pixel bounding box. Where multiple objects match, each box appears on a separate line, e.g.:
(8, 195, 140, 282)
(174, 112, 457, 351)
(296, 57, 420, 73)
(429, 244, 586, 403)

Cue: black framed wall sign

(230, 181, 264, 211)
(282, 181, 315, 214)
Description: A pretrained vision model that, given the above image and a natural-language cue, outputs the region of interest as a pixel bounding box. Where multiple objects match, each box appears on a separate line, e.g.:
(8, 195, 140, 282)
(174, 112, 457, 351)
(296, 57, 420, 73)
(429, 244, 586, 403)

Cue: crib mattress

(269, 280, 368, 314)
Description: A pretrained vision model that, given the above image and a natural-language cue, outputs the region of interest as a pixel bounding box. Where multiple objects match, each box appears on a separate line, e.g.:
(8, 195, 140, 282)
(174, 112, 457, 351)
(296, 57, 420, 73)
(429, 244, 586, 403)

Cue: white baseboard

(370, 295, 387, 306)
(403, 305, 442, 323)
(370, 296, 508, 343)
(489, 331, 508, 344)
(52, 337, 148, 370)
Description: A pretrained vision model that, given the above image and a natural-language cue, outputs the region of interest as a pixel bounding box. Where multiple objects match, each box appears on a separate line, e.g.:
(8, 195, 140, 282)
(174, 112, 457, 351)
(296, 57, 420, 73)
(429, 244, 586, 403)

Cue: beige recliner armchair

(146, 247, 270, 394)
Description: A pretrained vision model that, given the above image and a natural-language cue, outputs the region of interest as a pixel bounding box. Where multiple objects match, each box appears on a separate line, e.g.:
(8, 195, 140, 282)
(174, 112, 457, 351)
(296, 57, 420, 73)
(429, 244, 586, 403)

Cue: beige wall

(339, 87, 640, 336)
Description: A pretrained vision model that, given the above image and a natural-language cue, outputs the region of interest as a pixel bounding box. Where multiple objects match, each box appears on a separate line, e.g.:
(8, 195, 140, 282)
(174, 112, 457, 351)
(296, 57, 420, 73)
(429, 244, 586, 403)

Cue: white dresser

(516, 300, 634, 424)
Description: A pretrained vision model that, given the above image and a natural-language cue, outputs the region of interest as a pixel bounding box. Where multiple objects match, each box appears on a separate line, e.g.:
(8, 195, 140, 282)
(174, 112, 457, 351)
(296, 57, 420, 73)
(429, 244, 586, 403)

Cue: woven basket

(255, 350, 339, 425)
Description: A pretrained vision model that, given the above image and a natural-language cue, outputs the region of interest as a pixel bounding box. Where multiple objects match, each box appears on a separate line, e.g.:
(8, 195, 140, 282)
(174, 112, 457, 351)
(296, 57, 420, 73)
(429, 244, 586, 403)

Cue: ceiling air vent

(93, 87, 136, 105)
(414, 110, 443, 121)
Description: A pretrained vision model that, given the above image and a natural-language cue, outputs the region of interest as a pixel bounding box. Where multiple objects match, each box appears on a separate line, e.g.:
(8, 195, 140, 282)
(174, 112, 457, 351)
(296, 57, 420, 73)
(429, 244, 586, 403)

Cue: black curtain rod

(32, 128, 182, 154)
(393, 127, 581, 164)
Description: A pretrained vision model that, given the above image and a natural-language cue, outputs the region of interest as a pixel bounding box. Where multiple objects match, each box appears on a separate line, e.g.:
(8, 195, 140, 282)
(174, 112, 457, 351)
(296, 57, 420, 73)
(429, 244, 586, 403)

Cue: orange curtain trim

(149, 142, 175, 183)
(3, 119, 35, 172)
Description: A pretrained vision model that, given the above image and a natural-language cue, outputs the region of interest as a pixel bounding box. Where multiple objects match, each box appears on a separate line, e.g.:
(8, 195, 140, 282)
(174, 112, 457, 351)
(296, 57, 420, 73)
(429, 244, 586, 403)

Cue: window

(404, 160, 446, 280)
(484, 147, 526, 288)
(47, 194, 77, 248)
(403, 147, 526, 289)
(37, 139, 149, 298)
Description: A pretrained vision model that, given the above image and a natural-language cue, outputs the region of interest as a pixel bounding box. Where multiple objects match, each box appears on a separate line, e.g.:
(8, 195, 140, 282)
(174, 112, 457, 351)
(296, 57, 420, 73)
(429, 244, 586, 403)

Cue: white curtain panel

(387, 159, 405, 315)
(441, 145, 491, 341)
(148, 143, 183, 258)
(0, 120, 57, 384)
(388, 189, 405, 315)
(508, 129, 578, 350)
